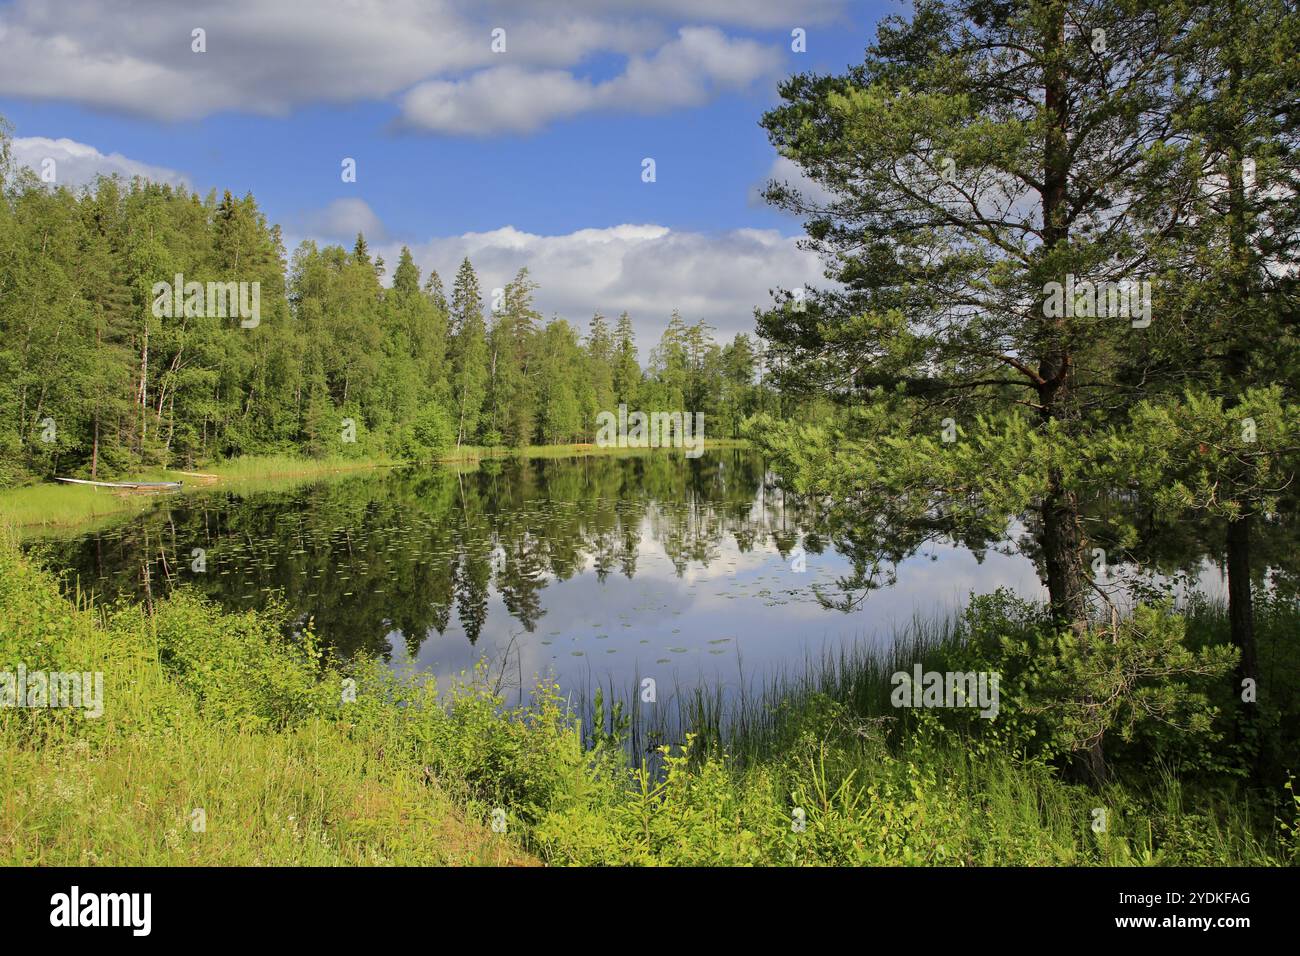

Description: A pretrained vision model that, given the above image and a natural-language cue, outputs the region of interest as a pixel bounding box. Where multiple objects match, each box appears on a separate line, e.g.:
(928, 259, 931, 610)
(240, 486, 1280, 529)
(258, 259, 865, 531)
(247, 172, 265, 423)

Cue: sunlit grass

(0, 455, 393, 535)
(1, 540, 1289, 867)
(0, 482, 162, 533)
(0, 545, 532, 866)
(202, 453, 399, 486)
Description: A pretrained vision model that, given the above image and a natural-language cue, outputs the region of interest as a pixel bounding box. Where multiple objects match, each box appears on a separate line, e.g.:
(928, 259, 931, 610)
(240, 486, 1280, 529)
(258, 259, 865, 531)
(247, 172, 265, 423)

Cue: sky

(0, 0, 895, 343)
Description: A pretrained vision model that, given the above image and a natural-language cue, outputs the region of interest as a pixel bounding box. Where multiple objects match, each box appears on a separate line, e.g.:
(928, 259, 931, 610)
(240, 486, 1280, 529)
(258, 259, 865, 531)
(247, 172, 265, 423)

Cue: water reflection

(27, 450, 1263, 696)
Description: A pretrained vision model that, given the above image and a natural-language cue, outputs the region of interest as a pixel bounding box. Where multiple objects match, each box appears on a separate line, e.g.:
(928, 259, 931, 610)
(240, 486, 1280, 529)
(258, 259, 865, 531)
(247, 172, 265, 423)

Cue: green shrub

(0, 544, 1289, 866)
(395, 405, 455, 461)
(940, 590, 1235, 771)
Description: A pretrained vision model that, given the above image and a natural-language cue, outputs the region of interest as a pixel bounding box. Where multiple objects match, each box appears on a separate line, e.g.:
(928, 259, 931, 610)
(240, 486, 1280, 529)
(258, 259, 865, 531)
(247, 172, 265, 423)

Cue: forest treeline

(0, 128, 789, 485)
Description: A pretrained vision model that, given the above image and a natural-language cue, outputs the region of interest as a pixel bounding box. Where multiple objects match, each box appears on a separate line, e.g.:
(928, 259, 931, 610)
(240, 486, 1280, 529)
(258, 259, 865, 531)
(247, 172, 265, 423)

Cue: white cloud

(373, 221, 822, 341)
(610, 26, 779, 108)
(485, 1, 846, 30)
(400, 27, 781, 134)
(400, 67, 595, 135)
(0, 0, 823, 128)
(0, 0, 657, 121)
(0, 2, 820, 131)
(301, 197, 387, 242)
(10, 136, 190, 188)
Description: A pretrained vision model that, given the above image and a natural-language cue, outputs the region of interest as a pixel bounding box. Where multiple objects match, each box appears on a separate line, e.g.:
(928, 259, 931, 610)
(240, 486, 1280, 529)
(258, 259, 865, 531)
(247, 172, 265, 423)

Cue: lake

(27, 449, 1239, 716)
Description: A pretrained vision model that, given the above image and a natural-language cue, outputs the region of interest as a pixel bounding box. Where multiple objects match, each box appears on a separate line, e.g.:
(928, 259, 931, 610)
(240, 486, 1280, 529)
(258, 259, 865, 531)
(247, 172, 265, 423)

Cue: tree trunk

(1037, 1, 1089, 634)
(1039, 413, 1106, 786)
(1225, 512, 1258, 691)
(139, 323, 149, 449)
(1221, 25, 1259, 735)
(1227, 509, 1263, 781)
(1040, 476, 1089, 626)
(1039, 1, 1105, 785)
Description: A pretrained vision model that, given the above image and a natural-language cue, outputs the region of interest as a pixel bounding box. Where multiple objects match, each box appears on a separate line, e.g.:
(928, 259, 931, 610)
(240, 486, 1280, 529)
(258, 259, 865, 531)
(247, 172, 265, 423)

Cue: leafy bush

(394, 404, 455, 461)
(125, 591, 331, 731)
(940, 590, 1236, 773)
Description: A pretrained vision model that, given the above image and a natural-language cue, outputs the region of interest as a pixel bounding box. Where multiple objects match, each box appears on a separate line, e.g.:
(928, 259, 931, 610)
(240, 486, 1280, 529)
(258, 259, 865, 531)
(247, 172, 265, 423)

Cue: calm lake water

(29, 450, 1236, 707)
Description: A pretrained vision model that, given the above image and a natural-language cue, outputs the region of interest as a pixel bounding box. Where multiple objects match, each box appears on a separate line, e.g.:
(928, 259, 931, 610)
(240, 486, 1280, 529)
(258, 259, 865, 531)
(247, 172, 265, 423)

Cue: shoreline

(0, 439, 750, 533)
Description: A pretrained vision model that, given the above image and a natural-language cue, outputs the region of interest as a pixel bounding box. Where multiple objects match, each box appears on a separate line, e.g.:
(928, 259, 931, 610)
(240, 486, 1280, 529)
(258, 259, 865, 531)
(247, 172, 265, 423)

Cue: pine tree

(585, 312, 616, 420)
(1110, 0, 1300, 711)
(485, 269, 540, 447)
(749, 0, 1237, 781)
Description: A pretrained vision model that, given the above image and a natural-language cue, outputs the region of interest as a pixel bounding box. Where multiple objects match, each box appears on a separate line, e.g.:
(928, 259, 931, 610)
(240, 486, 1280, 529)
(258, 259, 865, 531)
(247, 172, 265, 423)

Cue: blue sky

(0, 0, 895, 340)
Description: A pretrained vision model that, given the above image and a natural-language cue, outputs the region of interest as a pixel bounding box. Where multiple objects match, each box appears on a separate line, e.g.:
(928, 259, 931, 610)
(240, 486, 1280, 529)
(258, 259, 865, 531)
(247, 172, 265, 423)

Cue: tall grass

(0, 482, 163, 532)
(0, 544, 531, 865)
(0, 542, 1290, 866)
(202, 452, 398, 483)
(565, 614, 964, 765)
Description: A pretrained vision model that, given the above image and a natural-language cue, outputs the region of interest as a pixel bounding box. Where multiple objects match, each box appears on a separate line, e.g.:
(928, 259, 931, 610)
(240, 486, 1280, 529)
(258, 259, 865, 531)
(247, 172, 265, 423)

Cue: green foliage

(127, 592, 329, 731)
(0, 118, 795, 486)
(2, 544, 1287, 866)
(395, 404, 455, 461)
(1117, 388, 1299, 524)
(945, 591, 1236, 769)
(1280, 775, 1300, 865)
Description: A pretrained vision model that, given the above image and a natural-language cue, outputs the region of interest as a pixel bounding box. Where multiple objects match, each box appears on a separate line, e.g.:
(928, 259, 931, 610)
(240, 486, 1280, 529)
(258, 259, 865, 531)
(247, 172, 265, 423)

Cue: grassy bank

(0, 439, 749, 534)
(0, 482, 163, 533)
(1, 543, 1293, 866)
(0, 543, 531, 865)
(0, 454, 400, 534)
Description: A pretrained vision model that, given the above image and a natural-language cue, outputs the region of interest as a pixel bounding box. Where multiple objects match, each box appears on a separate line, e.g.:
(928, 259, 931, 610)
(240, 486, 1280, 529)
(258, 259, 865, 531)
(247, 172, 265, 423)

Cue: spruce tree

(449, 257, 488, 447)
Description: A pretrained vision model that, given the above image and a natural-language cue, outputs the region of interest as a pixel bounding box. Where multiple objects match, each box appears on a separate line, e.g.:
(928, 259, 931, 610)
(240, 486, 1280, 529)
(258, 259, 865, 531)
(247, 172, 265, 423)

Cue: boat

(54, 477, 183, 490)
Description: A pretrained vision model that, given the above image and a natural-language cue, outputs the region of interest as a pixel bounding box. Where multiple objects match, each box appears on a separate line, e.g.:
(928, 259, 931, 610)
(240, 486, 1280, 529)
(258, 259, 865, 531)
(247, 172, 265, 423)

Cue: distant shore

(0, 439, 750, 533)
